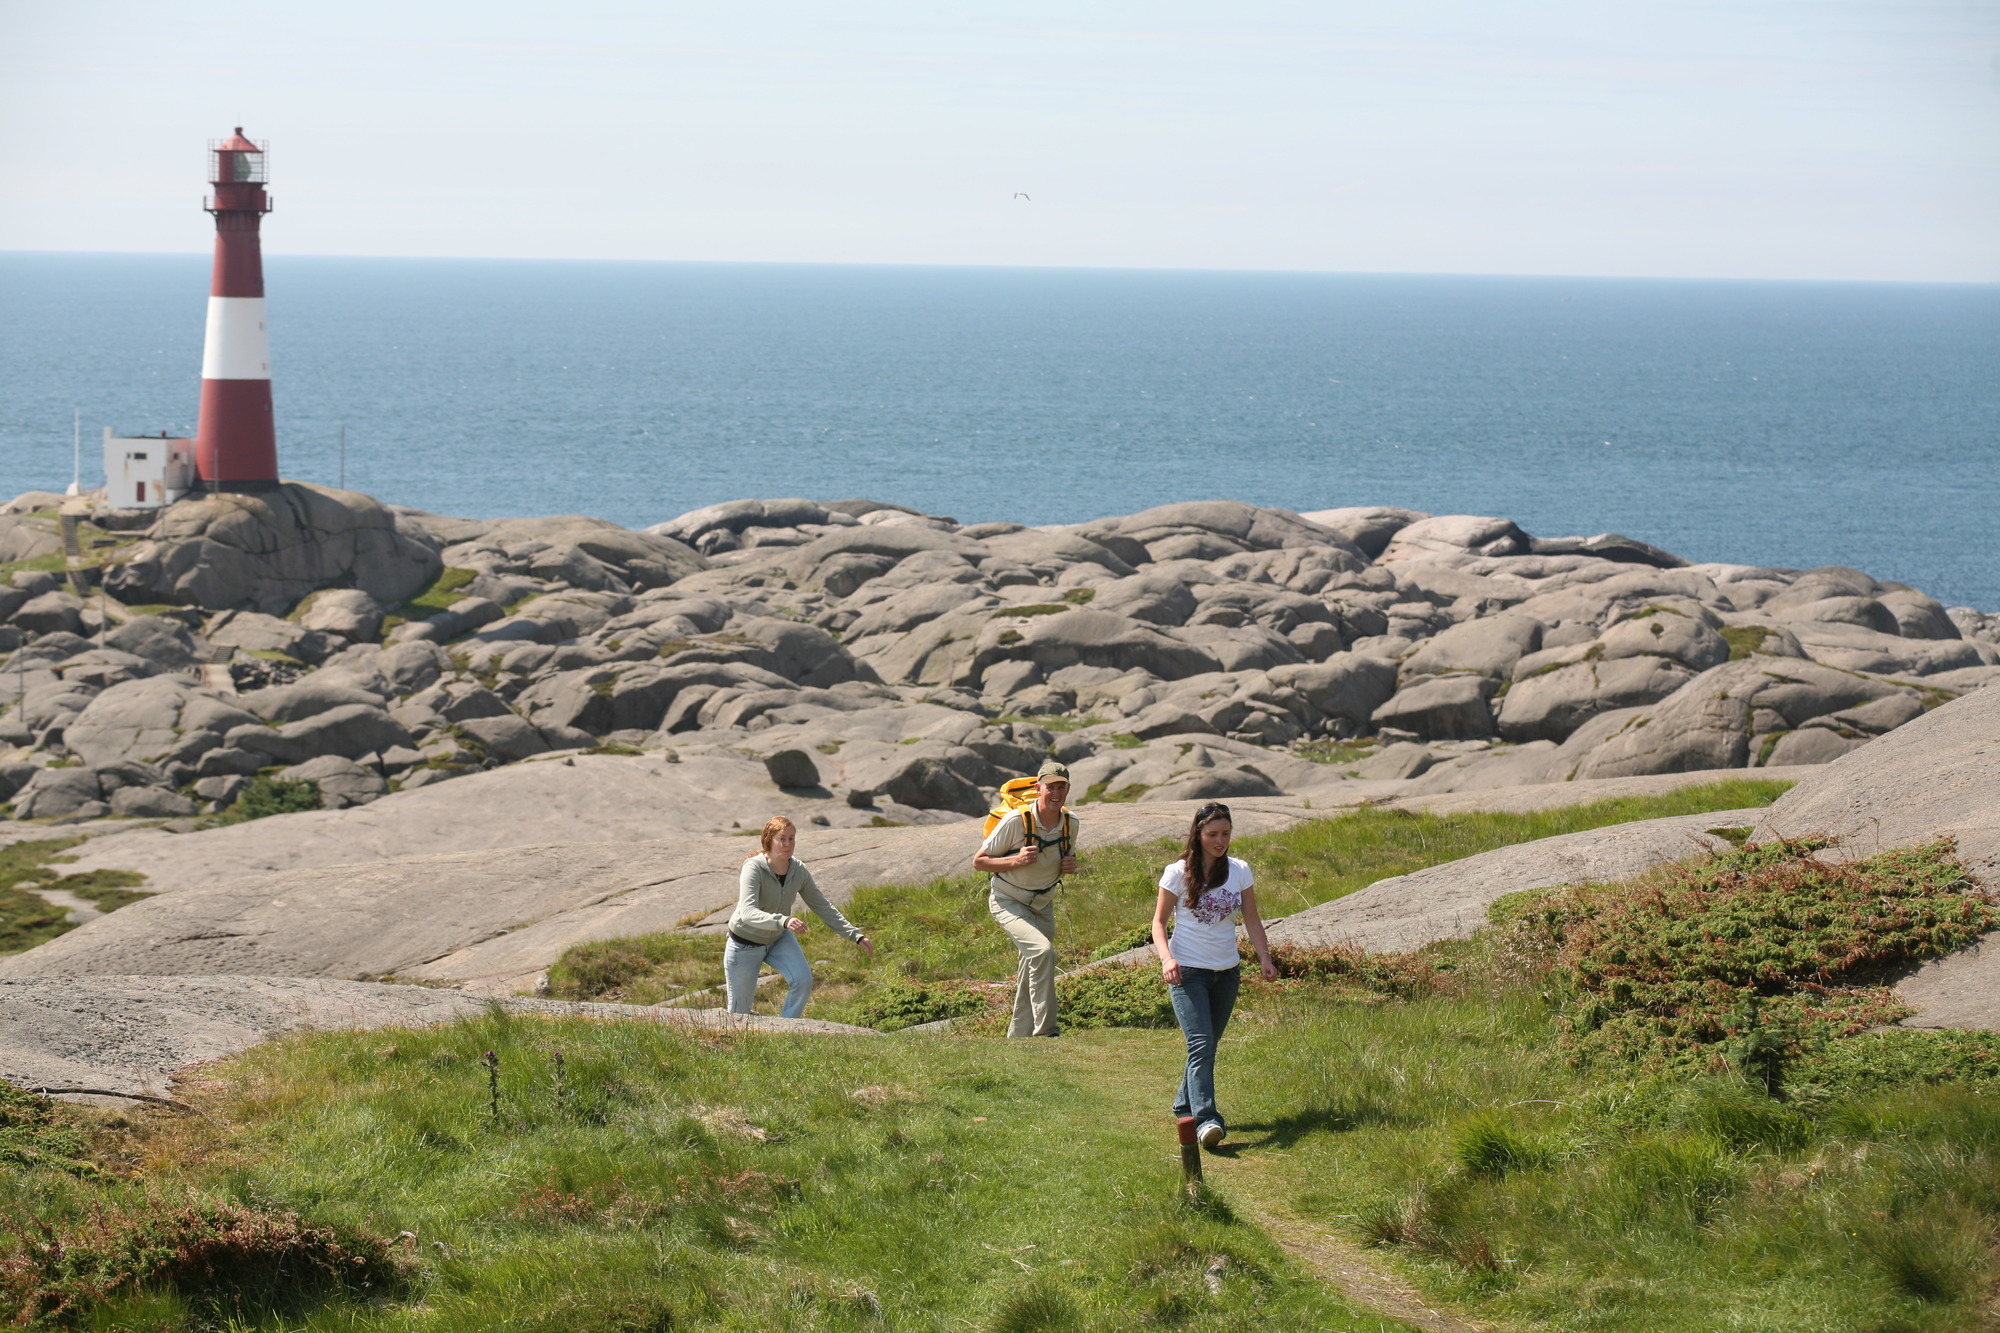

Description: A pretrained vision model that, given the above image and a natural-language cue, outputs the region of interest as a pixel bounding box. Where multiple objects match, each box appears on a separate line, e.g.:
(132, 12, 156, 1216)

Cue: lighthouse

(193, 128, 279, 491)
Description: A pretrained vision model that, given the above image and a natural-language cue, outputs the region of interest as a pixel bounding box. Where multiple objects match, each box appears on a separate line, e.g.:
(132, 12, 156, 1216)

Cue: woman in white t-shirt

(1150, 801, 1278, 1150)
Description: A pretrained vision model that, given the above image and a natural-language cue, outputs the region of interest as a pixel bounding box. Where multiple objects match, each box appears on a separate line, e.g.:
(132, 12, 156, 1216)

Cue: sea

(2, 254, 1995, 609)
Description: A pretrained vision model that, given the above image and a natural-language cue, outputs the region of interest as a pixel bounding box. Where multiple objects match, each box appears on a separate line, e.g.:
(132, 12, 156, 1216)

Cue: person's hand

(1015, 845, 1040, 869)
(1259, 956, 1279, 983)
(857, 934, 875, 958)
(1059, 855, 1078, 875)
(1161, 956, 1183, 986)
(786, 916, 807, 936)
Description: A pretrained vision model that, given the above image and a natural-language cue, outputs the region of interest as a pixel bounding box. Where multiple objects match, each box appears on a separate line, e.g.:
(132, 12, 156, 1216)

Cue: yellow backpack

(984, 776, 1077, 891)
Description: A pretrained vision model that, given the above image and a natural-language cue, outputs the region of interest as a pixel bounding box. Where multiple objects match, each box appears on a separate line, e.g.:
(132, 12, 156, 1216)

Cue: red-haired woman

(1150, 802, 1278, 1149)
(725, 816, 873, 1017)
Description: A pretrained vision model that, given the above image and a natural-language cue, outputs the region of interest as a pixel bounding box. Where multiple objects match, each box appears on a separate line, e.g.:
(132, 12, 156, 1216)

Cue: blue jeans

(1169, 965, 1241, 1133)
(723, 931, 813, 1018)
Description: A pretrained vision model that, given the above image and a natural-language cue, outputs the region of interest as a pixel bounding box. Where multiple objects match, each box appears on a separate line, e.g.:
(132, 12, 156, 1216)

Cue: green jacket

(727, 854, 864, 946)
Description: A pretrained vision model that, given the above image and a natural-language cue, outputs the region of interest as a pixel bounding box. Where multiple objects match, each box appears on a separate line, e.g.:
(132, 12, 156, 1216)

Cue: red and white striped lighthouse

(193, 128, 280, 492)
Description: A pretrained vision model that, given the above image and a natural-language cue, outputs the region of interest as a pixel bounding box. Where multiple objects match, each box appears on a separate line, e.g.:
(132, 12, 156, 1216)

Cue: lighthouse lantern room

(193, 128, 280, 492)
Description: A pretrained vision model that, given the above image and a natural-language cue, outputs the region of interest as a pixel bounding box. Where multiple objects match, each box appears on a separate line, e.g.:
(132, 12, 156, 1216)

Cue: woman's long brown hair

(1177, 803, 1232, 906)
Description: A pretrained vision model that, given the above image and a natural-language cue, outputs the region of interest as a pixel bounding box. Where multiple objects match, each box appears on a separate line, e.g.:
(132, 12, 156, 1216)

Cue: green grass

(0, 837, 151, 955)
(21, 776, 2000, 1332)
(2, 1016, 1398, 1331)
(552, 779, 1792, 1030)
(378, 567, 478, 635)
(1292, 738, 1383, 766)
(207, 775, 323, 825)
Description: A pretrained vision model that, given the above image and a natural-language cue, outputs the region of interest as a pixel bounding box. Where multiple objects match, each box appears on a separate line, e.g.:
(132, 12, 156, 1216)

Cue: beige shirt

(727, 854, 864, 946)
(981, 806, 1078, 905)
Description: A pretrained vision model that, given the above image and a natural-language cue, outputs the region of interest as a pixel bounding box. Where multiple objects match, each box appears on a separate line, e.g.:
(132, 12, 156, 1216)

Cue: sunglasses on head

(1194, 803, 1231, 824)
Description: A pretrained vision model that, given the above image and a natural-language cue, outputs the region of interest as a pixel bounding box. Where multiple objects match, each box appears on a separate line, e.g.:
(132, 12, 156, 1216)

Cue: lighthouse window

(130, 452, 149, 461)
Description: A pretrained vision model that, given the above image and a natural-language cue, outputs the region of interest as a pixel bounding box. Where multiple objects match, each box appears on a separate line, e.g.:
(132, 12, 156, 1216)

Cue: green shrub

(229, 776, 322, 820)
(1517, 837, 1993, 1074)
(545, 932, 726, 1005)
(1089, 925, 1154, 961)
(854, 980, 986, 1032)
(1804, 1028, 2000, 1095)
(0, 1083, 96, 1176)
(3, 1194, 407, 1325)
(1057, 965, 1175, 1030)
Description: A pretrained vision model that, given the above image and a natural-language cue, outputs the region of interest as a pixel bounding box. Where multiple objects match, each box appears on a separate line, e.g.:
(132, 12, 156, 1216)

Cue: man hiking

(974, 759, 1080, 1037)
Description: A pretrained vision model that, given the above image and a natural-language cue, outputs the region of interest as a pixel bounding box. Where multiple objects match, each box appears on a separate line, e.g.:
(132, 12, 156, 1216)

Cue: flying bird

(1013, 192, 1031, 201)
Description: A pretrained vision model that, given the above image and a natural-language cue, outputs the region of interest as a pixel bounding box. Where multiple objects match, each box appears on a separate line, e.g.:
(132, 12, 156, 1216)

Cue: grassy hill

(11, 779, 2000, 1331)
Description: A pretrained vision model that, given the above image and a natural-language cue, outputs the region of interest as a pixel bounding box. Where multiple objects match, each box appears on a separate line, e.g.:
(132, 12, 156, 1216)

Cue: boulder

(1089, 575, 1199, 627)
(0, 761, 38, 803)
(1173, 623, 1304, 673)
(456, 713, 550, 764)
(238, 676, 386, 724)
(1497, 656, 1697, 743)
(295, 589, 385, 642)
(62, 678, 259, 771)
(1525, 533, 1688, 568)
(764, 748, 822, 790)
(53, 649, 159, 690)
(477, 516, 706, 590)
(517, 661, 794, 736)
(650, 498, 831, 545)
(1570, 658, 1913, 779)
(1877, 590, 1960, 640)
(1266, 655, 1400, 730)
(205, 611, 330, 664)
(1100, 501, 1363, 557)
(0, 513, 63, 564)
(277, 755, 389, 809)
(964, 609, 1221, 685)
(1119, 702, 1221, 741)
(12, 766, 105, 820)
(1139, 766, 1284, 802)
(1378, 515, 1530, 563)
(1295, 506, 1428, 559)
(1760, 682, 2000, 881)
(1372, 674, 1498, 740)
(109, 786, 199, 818)
(104, 616, 203, 670)
(11, 592, 85, 637)
(229, 705, 412, 765)
(980, 529, 1137, 578)
(1764, 729, 1868, 767)
(1398, 615, 1542, 683)
(1783, 622, 1985, 677)
(873, 755, 988, 817)
(105, 484, 444, 614)
(377, 641, 446, 695)
(1352, 743, 1436, 781)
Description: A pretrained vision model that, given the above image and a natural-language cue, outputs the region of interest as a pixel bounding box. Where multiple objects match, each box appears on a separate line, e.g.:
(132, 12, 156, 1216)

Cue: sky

(1, 0, 1996, 281)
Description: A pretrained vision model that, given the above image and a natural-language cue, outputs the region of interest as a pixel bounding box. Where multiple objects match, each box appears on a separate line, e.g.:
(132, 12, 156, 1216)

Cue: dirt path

(1042, 1033, 1508, 1333)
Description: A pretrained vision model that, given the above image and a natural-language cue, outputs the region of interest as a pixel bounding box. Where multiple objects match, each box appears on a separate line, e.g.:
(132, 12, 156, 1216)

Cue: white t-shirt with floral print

(1158, 856, 1251, 972)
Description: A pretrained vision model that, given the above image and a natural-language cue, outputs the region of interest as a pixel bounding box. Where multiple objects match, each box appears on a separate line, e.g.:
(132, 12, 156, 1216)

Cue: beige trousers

(988, 888, 1058, 1037)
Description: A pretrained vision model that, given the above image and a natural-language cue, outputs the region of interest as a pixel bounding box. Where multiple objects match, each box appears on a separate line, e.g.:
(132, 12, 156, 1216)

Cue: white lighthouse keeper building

(102, 429, 195, 509)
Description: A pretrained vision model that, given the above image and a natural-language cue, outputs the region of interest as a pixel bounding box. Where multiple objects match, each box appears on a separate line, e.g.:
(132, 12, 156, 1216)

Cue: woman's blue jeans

(723, 931, 813, 1018)
(1169, 964, 1242, 1132)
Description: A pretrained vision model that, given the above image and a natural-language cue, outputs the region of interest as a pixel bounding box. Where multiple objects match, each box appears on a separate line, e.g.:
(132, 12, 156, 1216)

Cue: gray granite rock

(106, 484, 443, 614)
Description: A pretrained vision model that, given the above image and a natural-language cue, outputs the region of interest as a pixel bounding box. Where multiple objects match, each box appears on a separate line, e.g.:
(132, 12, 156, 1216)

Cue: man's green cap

(1036, 760, 1071, 782)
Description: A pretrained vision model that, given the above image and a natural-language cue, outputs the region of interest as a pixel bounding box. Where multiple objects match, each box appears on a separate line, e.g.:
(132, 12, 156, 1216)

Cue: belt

(727, 930, 769, 949)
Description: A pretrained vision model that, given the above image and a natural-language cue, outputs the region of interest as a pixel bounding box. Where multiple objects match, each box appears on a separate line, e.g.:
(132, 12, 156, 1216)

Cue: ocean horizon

(3, 252, 1995, 609)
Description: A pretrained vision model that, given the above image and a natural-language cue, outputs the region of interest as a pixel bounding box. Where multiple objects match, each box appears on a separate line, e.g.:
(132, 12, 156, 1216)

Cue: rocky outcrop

(3, 490, 1995, 829)
(105, 484, 443, 614)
